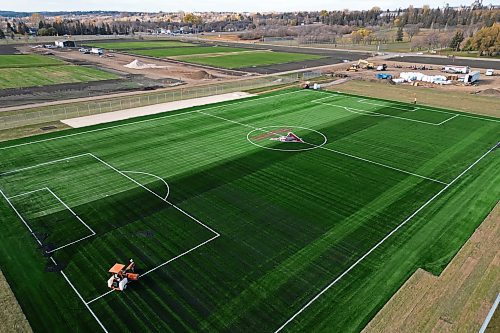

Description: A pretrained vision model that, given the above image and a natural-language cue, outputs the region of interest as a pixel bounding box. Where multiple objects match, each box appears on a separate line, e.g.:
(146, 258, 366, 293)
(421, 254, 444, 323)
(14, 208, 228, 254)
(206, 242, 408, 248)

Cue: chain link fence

(0, 72, 324, 131)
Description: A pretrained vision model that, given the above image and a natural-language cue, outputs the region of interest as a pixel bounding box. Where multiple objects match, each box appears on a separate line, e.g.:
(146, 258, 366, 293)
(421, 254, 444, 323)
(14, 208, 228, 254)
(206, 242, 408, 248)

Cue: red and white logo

(270, 132, 304, 143)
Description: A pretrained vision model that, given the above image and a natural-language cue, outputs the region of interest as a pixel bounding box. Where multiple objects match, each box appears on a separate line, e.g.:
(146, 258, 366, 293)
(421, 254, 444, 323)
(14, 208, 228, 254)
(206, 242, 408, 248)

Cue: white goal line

(0, 152, 221, 333)
(3, 186, 96, 253)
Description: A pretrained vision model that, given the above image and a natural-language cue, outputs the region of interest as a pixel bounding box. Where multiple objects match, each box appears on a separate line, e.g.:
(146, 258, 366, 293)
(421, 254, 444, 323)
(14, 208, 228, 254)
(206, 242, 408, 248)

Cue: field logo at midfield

(247, 125, 327, 152)
(270, 132, 304, 143)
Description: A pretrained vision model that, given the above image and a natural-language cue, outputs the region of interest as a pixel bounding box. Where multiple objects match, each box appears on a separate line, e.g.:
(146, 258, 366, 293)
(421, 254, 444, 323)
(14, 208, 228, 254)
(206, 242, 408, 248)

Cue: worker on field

(413, 94, 417, 105)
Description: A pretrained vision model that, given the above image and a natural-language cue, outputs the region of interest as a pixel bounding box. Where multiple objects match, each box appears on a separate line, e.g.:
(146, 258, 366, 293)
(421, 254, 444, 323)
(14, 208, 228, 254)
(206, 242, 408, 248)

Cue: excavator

(348, 59, 375, 71)
(108, 259, 139, 291)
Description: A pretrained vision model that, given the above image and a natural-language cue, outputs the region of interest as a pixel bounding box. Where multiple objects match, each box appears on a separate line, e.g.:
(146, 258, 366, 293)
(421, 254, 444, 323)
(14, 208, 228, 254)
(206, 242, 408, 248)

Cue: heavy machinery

(108, 259, 139, 291)
(347, 64, 359, 71)
(357, 59, 375, 69)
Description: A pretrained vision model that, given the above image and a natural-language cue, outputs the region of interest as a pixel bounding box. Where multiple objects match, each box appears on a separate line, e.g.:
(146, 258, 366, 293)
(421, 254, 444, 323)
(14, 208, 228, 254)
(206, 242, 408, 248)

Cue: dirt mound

(186, 70, 216, 80)
(124, 59, 166, 69)
(478, 88, 500, 96)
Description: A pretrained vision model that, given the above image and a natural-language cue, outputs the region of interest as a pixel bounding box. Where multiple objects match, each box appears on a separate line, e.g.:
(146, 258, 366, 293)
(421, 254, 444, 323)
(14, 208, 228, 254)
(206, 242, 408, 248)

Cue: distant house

(55, 40, 76, 48)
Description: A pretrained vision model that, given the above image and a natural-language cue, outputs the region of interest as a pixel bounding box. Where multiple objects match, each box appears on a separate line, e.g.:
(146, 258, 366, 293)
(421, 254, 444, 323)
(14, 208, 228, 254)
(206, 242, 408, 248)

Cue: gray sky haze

(1, 1, 470, 13)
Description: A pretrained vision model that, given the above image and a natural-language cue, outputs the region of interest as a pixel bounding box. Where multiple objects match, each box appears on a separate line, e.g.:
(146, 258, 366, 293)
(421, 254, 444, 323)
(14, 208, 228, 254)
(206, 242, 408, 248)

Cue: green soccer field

(179, 51, 324, 69)
(0, 89, 498, 333)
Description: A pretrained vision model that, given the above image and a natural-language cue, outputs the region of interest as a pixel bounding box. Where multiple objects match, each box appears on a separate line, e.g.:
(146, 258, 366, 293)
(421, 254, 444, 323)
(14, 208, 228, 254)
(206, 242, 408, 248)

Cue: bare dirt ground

(362, 203, 500, 333)
(0, 270, 32, 333)
(45, 47, 239, 83)
(327, 59, 500, 95)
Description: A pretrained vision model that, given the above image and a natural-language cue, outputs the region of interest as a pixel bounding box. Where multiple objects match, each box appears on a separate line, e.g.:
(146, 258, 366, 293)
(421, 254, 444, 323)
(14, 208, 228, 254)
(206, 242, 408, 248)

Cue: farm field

(180, 51, 324, 69)
(0, 89, 498, 333)
(128, 45, 247, 57)
(85, 40, 195, 50)
(0, 54, 119, 89)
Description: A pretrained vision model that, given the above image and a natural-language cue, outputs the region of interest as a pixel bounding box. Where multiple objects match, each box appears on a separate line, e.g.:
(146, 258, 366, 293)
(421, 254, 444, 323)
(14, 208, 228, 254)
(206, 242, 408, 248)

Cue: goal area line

(0, 152, 221, 333)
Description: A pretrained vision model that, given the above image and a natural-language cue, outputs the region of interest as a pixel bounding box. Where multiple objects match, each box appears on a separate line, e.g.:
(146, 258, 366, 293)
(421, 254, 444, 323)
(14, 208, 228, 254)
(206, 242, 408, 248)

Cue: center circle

(246, 126, 328, 152)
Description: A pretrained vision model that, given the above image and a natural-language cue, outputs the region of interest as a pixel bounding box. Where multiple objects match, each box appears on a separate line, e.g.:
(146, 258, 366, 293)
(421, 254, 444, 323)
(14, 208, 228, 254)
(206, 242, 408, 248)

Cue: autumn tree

(467, 23, 499, 56)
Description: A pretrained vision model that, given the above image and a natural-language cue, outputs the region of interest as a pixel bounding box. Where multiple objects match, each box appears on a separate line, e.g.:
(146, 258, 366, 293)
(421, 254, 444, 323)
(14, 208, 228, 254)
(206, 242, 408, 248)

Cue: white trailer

(90, 47, 104, 55)
(464, 71, 480, 84)
(443, 65, 470, 74)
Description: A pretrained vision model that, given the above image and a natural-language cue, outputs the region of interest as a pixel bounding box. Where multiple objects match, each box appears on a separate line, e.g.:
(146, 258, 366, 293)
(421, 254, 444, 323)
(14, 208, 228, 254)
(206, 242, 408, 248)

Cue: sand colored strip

(0, 270, 33, 333)
(362, 203, 500, 333)
(61, 92, 255, 128)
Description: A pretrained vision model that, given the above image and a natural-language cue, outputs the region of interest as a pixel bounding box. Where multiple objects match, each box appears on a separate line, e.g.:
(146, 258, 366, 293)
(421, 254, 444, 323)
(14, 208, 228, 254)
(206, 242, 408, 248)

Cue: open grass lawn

(85, 40, 195, 50)
(180, 50, 324, 68)
(0, 90, 498, 332)
(0, 54, 65, 68)
(129, 45, 249, 58)
(0, 66, 119, 89)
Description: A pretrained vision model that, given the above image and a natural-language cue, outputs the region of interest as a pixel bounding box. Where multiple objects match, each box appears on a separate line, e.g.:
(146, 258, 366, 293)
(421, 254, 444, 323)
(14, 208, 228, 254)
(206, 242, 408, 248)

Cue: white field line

(88, 153, 220, 237)
(0, 153, 89, 176)
(0, 188, 43, 246)
(197, 109, 448, 185)
(274, 143, 496, 333)
(59, 270, 109, 333)
(314, 100, 452, 126)
(0, 90, 304, 152)
(122, 170, 170, 200)
(479, 293, 500, 333)
(4, 186, 96, 253)
(437, 114, 460, 125)
(324, 90, 500, 123)
(45, 187, 95, 234)
(7, 187, 48, 199)
(305, 143, 448, 185)
(357, 99, 419, 112)
(0, 152, 221, 329)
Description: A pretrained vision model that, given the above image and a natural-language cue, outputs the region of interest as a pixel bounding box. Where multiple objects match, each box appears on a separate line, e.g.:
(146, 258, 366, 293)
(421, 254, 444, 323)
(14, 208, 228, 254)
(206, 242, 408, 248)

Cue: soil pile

(186, 70, 216, 80)
(124, 59, 167, 69)
(478, 88, 500, 96)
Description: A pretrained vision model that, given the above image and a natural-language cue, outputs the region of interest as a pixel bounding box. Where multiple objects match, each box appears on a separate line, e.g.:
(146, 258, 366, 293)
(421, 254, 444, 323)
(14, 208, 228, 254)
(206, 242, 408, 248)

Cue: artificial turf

(0, 89, 498, 333)
(85, 41, 195, 50)
(179, 51, 324, 69)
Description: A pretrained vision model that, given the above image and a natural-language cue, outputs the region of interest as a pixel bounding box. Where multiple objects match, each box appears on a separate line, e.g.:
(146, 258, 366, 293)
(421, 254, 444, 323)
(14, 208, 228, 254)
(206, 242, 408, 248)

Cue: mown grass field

(85, 40, 195, 50)
(129, 45, 248, 58)
(0, 54, 64, 68)
(0, 89, 498, 333)
(0, 54, 119, 89)
(179, 51, 324, 69)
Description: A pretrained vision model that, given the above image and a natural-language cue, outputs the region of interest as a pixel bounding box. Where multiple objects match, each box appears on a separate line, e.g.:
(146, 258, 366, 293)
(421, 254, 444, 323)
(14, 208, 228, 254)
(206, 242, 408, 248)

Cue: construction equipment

(347, 64, 359, 71)
(108, 259, 139, 291)
(376, 64, 387, 71)
(357, 59, 375, 69)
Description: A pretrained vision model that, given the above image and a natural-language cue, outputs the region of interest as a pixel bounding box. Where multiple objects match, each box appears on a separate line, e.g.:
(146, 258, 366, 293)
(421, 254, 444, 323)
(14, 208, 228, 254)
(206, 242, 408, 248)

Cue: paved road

(387, 55, 500, 70)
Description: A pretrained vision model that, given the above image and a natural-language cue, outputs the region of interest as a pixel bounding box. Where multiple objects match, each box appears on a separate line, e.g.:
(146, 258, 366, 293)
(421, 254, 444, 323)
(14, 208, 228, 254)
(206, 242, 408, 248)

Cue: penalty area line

(273, 143, 496, 333)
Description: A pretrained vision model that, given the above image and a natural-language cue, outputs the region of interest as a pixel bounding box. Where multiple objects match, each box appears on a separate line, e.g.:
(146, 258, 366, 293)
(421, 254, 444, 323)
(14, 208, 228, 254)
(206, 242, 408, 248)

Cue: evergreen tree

(449, 30, 464, 50)
(395, 26, 404, 41)
(0, 28, 5, 39)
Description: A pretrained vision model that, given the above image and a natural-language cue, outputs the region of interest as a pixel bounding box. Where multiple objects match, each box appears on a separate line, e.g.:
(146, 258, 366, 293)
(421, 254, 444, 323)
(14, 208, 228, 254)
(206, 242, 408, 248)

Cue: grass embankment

(330, 80, 500, 117)
(0, 270, 32, 333)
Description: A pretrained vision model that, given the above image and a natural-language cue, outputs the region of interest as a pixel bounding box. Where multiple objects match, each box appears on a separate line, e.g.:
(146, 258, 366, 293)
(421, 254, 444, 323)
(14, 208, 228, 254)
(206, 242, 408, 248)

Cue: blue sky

(3, 1, 467, 12)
